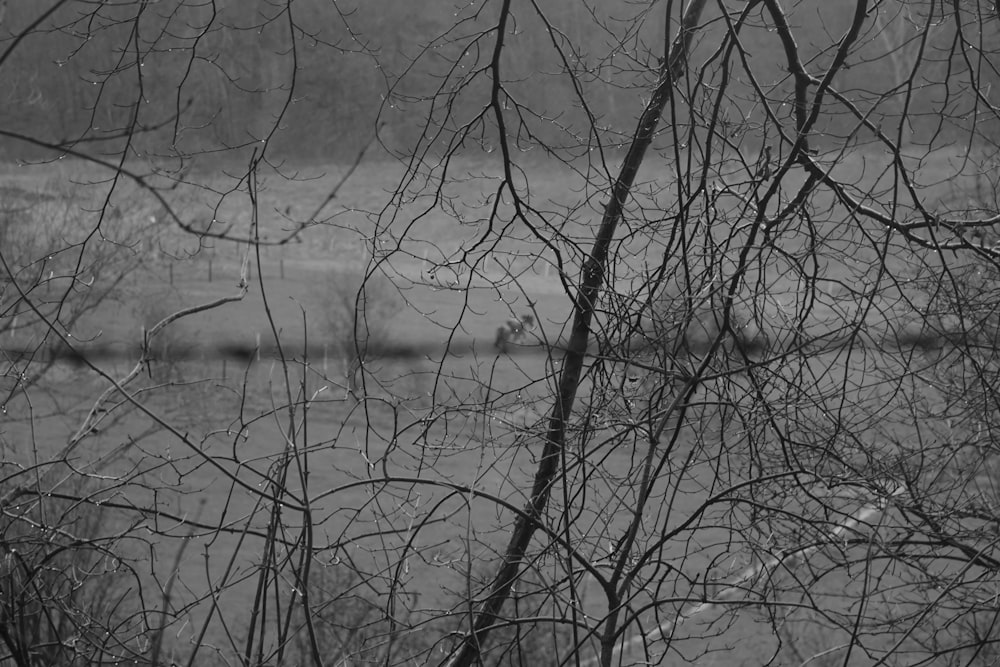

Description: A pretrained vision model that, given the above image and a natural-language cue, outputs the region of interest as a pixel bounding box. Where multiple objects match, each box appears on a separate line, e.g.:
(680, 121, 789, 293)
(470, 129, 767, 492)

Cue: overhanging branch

(440, 2, 710, 665)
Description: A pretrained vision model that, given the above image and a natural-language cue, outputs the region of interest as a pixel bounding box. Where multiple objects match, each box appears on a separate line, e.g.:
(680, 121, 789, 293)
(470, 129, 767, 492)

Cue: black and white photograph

(2, 1, 1000, 665)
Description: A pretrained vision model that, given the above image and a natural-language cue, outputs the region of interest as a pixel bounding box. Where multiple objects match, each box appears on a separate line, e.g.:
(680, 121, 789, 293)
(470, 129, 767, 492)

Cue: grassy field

(2, 145, 994, 663)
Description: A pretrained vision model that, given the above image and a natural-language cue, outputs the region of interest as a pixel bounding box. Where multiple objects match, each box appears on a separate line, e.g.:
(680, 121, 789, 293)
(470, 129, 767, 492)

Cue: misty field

(2, 145, 983, 664)
(7, 2, 1000, 665)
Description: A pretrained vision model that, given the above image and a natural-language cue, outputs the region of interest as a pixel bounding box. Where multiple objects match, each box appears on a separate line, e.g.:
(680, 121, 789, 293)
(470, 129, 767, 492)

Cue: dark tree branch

(441, 2, 710, 665)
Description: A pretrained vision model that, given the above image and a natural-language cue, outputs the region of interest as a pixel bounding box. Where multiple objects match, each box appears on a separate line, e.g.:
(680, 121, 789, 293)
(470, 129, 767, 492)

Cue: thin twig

(582, 483, 908, 666)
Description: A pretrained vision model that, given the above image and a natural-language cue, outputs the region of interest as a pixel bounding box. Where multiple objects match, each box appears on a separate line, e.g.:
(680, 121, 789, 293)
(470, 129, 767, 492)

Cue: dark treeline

(16, 325, 957, 367)
(3, 0, 995, 165)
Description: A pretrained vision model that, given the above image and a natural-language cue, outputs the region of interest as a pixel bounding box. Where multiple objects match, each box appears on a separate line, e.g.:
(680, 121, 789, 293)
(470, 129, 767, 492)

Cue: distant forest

(2, 0, 999, 164)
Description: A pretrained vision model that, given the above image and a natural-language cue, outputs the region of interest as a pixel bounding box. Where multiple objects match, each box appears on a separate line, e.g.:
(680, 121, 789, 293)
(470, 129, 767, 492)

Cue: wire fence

(139, 237, 560, 287)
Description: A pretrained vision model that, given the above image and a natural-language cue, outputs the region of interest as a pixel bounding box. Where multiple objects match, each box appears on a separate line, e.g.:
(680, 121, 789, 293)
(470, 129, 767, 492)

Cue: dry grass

(2, 144, 994, 663)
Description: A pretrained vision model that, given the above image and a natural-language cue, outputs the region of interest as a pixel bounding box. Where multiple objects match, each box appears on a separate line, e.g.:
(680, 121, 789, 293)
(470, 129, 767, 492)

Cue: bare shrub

(1, 178, 162, 389)
(0, 478, 149, 667)
(283, 564, 436, 667)
(314, 264, 402, 398)
(132, 289, 191, 383)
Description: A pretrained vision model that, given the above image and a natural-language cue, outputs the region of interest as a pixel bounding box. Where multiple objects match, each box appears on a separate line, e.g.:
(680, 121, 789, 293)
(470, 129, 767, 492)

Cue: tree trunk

(440, 2, 710, 665)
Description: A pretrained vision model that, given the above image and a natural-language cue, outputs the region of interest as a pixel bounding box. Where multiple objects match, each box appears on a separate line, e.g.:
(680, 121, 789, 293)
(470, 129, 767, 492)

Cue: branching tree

(3, 1, 1000, 666)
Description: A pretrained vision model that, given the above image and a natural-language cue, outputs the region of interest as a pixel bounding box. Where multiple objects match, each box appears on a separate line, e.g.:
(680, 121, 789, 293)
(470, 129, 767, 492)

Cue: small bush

(0, 478, 150, 667)
(283, 563, 436, 666)
(314, 265, 402, 396)
(132, 289, 191, 382)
